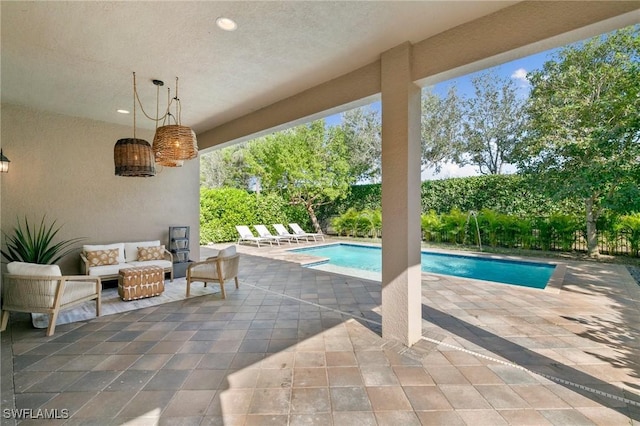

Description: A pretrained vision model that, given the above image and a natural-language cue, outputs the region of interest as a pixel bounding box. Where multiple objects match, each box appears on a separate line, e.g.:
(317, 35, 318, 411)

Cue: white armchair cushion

(124, 240, 161, 263)
(84, 243, 126, 264)
(206, 249, 220, 259)
(7, 262, 62, 276)
(61, 281, 101, 305)
(218, 245, 237, 258)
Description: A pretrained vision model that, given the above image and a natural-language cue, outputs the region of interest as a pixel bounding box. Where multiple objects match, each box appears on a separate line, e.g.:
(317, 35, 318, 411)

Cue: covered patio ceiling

(2, 2, 638, 150)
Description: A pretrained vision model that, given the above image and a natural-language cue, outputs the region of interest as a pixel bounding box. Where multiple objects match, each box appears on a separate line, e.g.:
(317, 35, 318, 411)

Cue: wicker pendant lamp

(153, 77, 198, 162)
(114, 72, 155, 177)
(156, 158, 184, 167)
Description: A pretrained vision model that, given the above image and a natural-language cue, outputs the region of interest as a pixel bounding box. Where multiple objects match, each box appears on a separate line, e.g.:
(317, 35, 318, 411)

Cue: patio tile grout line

(240, 279, 640, 409)
(418, 335, 640, 408)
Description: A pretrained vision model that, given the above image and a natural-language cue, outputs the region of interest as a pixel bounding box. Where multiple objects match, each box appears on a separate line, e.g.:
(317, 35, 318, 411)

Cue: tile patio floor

(1, 240, 639, 425)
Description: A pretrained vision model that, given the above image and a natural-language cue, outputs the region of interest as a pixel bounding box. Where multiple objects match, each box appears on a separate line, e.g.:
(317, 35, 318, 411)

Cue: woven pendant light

(114, 138, 156, 176)
(153, 77, 198, 162)
(114, 72, 155, 177)
(156, 157, 184, 167)
(153, 125, 198, 161)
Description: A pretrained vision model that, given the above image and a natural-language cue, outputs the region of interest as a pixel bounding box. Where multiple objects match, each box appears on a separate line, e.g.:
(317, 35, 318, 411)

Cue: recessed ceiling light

(117, 109, 130, 114)
(216, 17, 237, 31)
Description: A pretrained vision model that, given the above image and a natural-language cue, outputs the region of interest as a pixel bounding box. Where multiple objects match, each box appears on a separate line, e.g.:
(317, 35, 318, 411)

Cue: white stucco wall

(0, 104, 200, 275)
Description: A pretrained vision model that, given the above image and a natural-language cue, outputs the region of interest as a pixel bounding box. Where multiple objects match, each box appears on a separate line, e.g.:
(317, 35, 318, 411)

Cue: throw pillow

(137, 245, 165, 261)
(85, 249, 119, 267)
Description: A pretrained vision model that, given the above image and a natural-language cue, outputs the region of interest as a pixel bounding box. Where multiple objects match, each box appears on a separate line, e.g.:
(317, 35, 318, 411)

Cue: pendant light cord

(132, 72, 137, 139)
(130, 73, 185, 127)
(174, 77, 182, 125)
(134, 75, 170, 124)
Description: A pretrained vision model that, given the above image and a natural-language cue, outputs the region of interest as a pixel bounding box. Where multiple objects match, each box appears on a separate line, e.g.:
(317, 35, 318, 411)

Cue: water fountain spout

(465, 210, 483, 252)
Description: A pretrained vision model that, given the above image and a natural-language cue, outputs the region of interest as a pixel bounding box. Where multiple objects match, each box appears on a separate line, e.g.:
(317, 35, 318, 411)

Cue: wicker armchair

(1, 262, 101, 336)
(186, 246, 239, 299)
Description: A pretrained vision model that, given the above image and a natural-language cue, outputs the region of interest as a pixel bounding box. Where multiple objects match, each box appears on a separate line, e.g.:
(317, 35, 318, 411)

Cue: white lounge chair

(273, 224, 306, 243)
(289, 223, 325, 242)
(235, 225, 272, 247)
(253, 225, 286, 246)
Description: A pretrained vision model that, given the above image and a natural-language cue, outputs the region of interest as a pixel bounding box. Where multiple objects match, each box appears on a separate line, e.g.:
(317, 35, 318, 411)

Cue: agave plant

(1, 216, 84, 265)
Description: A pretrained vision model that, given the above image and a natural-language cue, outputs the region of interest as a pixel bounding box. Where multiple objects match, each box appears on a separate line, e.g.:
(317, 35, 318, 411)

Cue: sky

(324, 47, 560, 180)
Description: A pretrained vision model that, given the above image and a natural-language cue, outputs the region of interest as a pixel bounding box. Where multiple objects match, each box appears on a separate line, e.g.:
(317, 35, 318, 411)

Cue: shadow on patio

(1, 251, 639, 424)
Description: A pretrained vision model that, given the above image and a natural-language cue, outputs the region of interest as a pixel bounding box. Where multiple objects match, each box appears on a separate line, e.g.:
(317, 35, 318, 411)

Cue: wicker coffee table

(118, 265, 165, 301)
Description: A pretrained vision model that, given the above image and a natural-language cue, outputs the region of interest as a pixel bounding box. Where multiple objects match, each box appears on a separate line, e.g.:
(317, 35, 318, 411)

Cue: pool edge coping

(287, 240, 567, 292)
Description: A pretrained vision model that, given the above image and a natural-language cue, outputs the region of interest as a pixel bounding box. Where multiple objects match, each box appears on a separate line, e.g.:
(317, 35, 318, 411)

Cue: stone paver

(1, 241, 639, 425)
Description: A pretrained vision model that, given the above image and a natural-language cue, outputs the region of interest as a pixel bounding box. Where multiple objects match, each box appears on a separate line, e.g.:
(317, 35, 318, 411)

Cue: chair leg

(220, 279, 226, 299)
(46, 312, 59, 336)
(0, 310, 9, 332)
(235, 277, 239, 289)
(186, 278, 191, 297)
(96, 282, 101, 317)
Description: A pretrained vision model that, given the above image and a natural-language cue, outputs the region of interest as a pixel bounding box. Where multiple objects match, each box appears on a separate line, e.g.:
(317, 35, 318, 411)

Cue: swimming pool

(290, 243, 556, 289)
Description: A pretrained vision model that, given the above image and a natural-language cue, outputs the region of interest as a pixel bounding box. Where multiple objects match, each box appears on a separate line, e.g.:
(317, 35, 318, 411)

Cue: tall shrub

(548, 214, 581, 252)
(441, 209, 468, 244)
(421, 210, 443, 242)
(618, 213, 640, 256)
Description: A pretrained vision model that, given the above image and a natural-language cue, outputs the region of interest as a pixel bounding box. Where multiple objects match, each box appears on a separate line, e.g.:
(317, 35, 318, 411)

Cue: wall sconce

(0, 149, 10, 173)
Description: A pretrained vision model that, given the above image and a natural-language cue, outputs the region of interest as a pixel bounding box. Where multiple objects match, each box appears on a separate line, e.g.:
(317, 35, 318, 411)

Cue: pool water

(291, 243, 555, 289)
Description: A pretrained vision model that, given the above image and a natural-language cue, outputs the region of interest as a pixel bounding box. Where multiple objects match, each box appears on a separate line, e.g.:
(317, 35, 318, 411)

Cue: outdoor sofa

(80, 240, 173, 282)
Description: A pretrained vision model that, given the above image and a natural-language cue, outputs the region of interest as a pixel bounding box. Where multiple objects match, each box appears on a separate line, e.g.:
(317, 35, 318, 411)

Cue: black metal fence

(424, 229, 638, 257)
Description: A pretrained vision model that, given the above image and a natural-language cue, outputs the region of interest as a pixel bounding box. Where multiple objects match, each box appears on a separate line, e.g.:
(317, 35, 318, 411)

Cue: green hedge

(199, 187, 308, 244)
(319, 174, 583, 219)
(201, 175, 640, 255)
(331, 207, 640, 256)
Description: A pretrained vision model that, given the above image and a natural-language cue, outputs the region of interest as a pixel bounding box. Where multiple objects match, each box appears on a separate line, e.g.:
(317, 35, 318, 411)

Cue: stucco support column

(380, 42, 422, 347)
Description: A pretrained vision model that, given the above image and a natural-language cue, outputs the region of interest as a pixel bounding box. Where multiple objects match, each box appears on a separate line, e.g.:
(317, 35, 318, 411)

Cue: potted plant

(1, 216, 84, 265)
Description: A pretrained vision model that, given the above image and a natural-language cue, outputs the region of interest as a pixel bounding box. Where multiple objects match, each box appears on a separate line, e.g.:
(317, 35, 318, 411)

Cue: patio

(1, 242, 639, 425)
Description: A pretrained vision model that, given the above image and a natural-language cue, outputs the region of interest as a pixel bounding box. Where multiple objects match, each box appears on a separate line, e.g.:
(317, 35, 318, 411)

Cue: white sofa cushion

(7, 262, 62, 276)
(128, 259, 172, 269)
(124, 240, 161, 263)
(83, 243, 125, 264)
(86, 263, 133, 277)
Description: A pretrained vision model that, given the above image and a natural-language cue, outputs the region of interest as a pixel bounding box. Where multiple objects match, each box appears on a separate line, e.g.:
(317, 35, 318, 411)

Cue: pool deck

(1, 239, 639, 425)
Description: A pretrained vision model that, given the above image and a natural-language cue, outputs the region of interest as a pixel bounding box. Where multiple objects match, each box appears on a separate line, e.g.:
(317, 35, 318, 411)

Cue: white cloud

(511, 68, 528, 84)
(421, 162, 517, 181)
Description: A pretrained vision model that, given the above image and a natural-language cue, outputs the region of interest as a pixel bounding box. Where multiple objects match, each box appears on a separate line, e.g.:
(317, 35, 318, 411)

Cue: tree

(515, 26, 640, 257)
(245, 120, 354, 232)
(421, 86, 463, 173)
(200, 144, 252, 189)
(340, 106, 382, 183)
(459, 71, 526, 174)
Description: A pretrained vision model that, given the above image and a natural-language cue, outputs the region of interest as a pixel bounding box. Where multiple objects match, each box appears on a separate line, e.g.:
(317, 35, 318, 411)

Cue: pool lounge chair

(253, 225, 286, 246)
(235, 225, 272, 247)
(289, 223, 325, 242)
(273, 224, 306, 243)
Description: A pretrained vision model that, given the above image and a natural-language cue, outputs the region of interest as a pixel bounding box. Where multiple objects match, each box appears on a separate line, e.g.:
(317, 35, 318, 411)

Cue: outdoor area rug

(31, 278, 221, 329)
